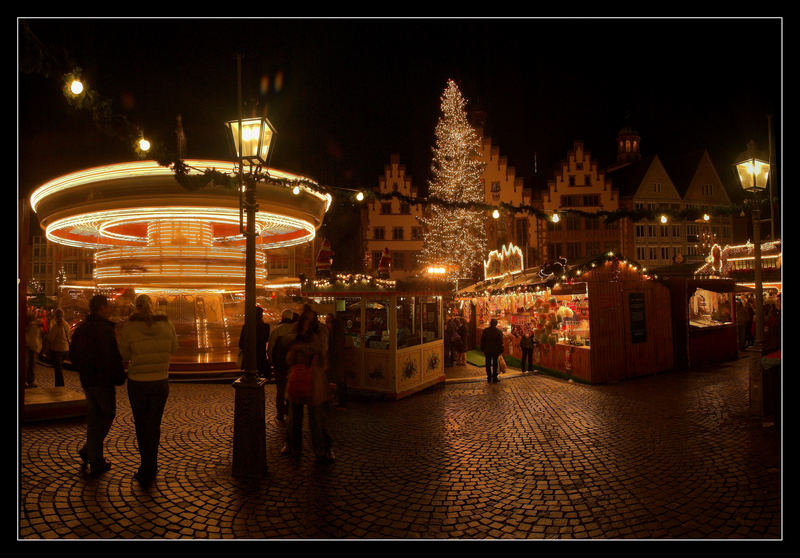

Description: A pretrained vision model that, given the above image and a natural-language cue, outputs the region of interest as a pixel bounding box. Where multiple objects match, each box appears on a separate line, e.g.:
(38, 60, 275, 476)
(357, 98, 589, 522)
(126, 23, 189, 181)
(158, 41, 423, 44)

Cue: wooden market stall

(651, 261, 740, 370)
(458, 252, 674, 384)
(302, 274, 451, 400)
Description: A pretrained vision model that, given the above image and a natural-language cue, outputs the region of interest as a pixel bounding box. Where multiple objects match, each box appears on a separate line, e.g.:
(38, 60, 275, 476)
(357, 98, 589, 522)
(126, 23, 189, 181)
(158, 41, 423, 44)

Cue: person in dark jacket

(238, 306, 270, 379)
(69, 295, 124, 478)
(480, 319, 505, 383)
(520, 329, 535, 374)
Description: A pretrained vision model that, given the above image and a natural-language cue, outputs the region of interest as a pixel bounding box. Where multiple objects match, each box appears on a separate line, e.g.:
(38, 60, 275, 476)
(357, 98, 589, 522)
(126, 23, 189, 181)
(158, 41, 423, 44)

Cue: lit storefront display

(458, 250, 674, 383)
(303, 275, 449, 399)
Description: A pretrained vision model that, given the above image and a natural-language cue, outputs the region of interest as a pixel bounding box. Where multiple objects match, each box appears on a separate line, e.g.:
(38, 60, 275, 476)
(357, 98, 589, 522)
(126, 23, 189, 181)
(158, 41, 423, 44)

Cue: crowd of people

(23, 298, 346, 484)
(736, 294, 781, 352)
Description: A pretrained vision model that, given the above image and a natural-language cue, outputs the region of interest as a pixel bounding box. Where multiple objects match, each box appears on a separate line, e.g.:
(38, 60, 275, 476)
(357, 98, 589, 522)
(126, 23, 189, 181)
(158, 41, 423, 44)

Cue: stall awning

(688, 278, 737, 294)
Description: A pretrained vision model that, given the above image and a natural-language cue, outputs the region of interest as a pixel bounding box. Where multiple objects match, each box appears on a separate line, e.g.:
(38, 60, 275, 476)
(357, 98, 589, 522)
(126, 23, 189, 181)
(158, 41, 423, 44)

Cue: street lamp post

(225, 54, 277, 479)
(734, 140, 771, 417)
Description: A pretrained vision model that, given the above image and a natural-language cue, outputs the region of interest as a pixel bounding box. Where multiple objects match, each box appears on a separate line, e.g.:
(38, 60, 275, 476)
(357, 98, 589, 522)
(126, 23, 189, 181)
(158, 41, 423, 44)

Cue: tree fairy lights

(418, 80, 487, 280)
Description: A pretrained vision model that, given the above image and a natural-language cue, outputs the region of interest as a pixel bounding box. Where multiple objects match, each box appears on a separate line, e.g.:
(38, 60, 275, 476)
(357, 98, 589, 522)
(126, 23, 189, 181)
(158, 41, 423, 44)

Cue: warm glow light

(138, 138, 151, 152)
(356, 191, 365, 201)
(492, 209, 500, 219)
(69, 79, 84, 95)
(427, 266, 447, 275)
(551, 213, 560, 223)
(292, 185, 301, 195)
(660, 215, 668, 224)
(703, 213, 710, 221)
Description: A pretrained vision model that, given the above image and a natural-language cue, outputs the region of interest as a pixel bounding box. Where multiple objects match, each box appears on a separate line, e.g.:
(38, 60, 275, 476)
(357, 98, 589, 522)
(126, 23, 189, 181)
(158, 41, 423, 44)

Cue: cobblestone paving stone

(19, 355, 781, 540)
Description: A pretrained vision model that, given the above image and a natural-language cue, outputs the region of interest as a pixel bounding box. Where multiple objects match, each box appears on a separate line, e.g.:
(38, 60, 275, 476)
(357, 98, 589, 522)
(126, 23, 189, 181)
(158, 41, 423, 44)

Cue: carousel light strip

(30, 159, 328, 213)
(95, 246, 266, 262)
(45, 207, 316, 249)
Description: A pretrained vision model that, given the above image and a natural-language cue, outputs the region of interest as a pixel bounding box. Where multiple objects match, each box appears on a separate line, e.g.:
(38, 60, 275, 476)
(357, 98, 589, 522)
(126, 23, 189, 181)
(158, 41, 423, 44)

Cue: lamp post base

(232, 374, 268, 479)
(748, 346, 765, 417)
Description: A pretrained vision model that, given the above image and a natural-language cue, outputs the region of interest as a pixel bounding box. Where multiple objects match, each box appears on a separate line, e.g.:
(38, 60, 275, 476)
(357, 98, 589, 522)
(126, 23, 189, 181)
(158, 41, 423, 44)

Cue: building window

(548, 243, 563, 258)
(661, 247, 670, 260)
(648, 247, 658, 260)
(393, 182, 399, 192)
(647, 225, 657, 237)
(400, 203, 411, 215)
(583, 194, 600, 206)
(584, 175, 591, 186)
(585, 218, 599, 231)
(374, 227, 385, 240)
(672, 225, 681, 238)
(653, 183, 662, 193)
(392, 227, 404, 240)
(635, 224, 646, 238)
(568, 176, 575, 186)
(393, 252, 405, 270)
(636, 246, 646, 260)
(567, 242, 581, 259)
(701, 184, 713, 196)
(381, 203, 392, 215)
(411, 227, 423, 240)
(490, 181, 501, 192)
(515, 219, 528, 248)
(586, 242, 601, 256)
(660, 225, 669, 237)
(566, 215, 580, 231)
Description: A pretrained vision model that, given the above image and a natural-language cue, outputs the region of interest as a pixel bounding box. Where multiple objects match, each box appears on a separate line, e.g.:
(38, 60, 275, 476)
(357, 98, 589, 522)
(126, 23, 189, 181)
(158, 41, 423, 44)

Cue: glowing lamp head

(356, 191, 365, 202)
(225, 116, 277, 165)
(734, 140, 770, 194)
(292, 186, 301, 195)
(660, 215, 668, 224)
(551, 213, 560, 223)
(492, 209, 500, 219)
(703, 213, 710, 221)
(69, 79, 84, 96)
(138, 138, 151, 152)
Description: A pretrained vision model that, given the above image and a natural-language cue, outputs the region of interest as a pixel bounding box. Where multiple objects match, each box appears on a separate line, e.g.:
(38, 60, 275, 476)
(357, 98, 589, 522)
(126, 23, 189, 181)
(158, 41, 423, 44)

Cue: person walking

(69, 295, 125, 478)
(268, 309, 297, 423)
(457, 317, 468, 365)
(25, 311, 43, 388)
(282, 309, 335, 463)
(47, 308, 71, 387)
(520, 328, 535, 374)
(119, 294, 178, 487)
(480, 319, 505, 383)
(238, 305, 270, 379)
(445, 315, 461, 367)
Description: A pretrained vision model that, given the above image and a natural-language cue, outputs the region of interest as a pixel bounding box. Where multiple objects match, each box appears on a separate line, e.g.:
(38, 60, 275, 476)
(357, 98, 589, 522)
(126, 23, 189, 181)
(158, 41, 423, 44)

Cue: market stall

(652, 261, 740, 369)
(457, 252, 674, 383)
(302, 274, 451, 400)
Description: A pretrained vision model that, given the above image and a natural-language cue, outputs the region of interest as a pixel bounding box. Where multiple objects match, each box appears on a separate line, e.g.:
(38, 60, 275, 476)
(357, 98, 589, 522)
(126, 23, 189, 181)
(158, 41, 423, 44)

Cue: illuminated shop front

(303, 275, 450, 400)
(30, 160, 330, 373)
(458, 247, 674, 383)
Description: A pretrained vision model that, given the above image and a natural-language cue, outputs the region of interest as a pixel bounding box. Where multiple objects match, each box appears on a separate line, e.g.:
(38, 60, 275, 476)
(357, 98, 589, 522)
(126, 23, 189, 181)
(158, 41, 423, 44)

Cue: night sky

(18, 18, 782, 266)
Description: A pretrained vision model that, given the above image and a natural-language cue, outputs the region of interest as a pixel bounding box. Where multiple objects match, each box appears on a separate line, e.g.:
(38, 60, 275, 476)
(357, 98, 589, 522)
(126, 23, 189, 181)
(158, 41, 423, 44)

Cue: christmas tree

(418, 79, 487, 280)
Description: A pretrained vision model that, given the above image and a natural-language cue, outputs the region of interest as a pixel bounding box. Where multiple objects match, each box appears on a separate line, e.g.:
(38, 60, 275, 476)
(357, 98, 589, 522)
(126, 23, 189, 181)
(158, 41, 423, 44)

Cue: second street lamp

(734, 139, 771, 417)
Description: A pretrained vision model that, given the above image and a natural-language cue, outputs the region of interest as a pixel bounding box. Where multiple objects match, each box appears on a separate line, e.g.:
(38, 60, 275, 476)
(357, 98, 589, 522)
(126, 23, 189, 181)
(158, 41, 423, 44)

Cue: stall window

(689, 289, 733, 327)
(397, 296, 422, 348)
(420, 296, 442, 343)
(335, 297, 363, 348)
(364, 298, 391, 349)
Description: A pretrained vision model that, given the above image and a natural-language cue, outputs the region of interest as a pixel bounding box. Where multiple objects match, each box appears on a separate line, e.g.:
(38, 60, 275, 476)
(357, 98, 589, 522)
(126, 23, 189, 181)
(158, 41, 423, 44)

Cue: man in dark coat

(480, 318, 505, 383)
(239, 306, 271, 379)
(69, 295, 125, 478)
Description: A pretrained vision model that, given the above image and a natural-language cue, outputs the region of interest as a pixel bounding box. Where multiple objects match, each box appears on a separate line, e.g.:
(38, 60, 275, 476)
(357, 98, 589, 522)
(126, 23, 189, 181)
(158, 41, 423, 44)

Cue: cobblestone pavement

(19, 355, 781, 540)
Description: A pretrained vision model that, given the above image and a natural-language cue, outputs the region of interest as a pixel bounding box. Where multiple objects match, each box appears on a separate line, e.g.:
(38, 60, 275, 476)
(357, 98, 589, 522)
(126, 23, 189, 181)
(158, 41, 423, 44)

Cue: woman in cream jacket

(120, 294, 178, 487)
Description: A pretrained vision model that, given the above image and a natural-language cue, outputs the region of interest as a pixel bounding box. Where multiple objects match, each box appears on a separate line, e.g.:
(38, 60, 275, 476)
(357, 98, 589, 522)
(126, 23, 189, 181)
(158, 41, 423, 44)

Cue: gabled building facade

(539, 140, 630, 263)
(477, 130, 538, 268)
(363, 154, 425, 279)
